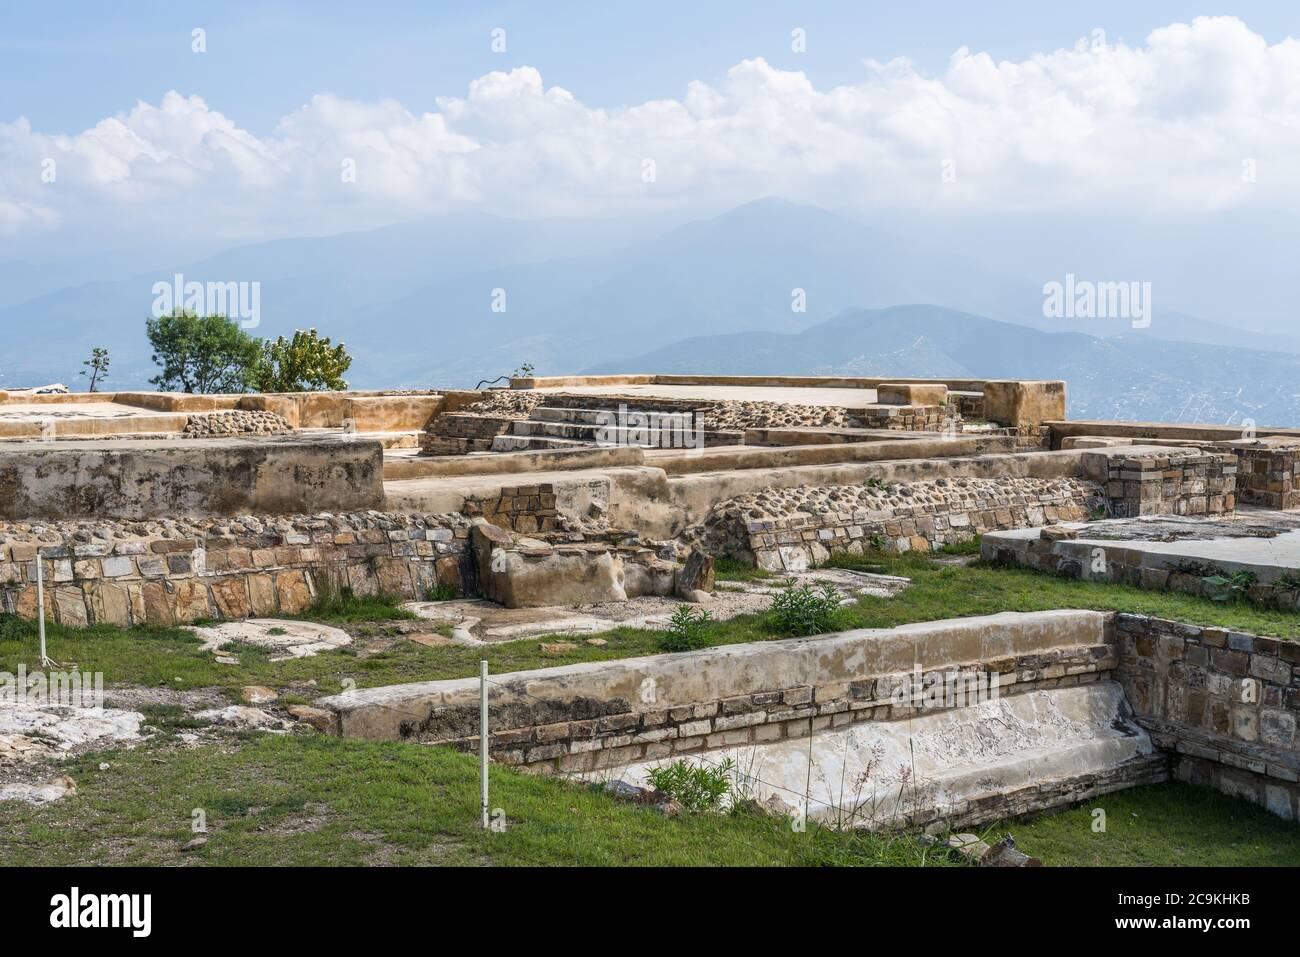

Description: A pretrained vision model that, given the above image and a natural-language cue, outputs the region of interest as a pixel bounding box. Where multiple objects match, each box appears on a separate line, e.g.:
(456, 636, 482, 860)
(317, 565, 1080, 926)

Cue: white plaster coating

(610, 682, 1151, 827)
(191, 619, 352, 660)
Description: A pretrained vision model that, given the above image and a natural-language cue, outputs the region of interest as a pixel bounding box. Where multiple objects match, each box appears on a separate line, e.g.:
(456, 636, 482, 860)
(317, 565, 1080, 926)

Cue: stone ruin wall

(1115, 614, 1300, 821)
(1103, 451, 1237, 518)
(1235, 445, 1300, 510)
(0, 513, 473, 628)
(462, 483, 565, 535)
(695, 477, 1101, 572)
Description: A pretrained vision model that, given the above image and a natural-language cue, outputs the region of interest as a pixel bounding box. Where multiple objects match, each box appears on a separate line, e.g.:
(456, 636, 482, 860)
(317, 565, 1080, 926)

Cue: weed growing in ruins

(302, 581, 416, 623)
(936, 536, 982, 556)
(647, 758, 734, 812)
(769, 580, 843, 636)
(660, 605, 713, 652)
(1278, 572, 1300, 592)
(1203, 569, 1257, 603)
(714, 556, 775, 582)
(425, 584, 458, 602)
(0, 614, 36, 642)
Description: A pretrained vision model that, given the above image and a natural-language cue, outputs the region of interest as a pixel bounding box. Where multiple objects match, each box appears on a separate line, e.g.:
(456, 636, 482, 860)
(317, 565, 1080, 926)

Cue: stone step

(489, 435, 589, 452)
(531, 406, 701, 426)
(509, 419, 706, 443)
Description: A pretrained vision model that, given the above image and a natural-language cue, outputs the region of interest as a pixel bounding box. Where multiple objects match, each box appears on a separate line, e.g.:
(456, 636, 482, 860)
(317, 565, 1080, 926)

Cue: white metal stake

(480, 659, 490, 829)
(36, 548, 52, 667)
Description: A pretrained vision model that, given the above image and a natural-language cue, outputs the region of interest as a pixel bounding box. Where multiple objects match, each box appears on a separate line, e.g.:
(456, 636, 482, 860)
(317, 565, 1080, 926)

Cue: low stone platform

(0, 435, 384, 520)
(982, 512, 1300, 605)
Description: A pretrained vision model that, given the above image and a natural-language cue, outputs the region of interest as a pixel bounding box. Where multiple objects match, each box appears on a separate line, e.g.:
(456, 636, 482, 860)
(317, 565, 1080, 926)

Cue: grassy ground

(4, 545, 1298, 867)
(4, 546, 1299, 697)
(2, 729, 1294, 866)
(0, 732, 945, 867)
(1006, 780, 1300, 866)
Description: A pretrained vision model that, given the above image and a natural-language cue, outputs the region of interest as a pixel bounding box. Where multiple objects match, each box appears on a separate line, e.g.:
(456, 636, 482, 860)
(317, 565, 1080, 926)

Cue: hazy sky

(3, 3, 1300, 266)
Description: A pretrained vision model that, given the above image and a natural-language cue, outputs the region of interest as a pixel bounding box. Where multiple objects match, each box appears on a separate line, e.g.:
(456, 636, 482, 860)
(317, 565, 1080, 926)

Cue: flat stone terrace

(525, 383, 886, 408)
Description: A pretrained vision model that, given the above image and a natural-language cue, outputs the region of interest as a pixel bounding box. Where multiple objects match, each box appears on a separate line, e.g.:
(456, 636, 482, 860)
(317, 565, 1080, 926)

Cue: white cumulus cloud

(2, 15, 1298, 248)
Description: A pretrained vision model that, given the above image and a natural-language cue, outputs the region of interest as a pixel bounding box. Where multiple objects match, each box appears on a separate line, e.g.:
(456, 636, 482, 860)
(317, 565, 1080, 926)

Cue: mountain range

(0, 198, 1295, 426)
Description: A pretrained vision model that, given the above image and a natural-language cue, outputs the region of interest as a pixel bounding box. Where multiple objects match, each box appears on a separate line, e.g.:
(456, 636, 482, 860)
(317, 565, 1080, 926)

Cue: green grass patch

(1004, 781, 1300, 866)
(714, 556, 775, 582)
(0, 735, 948, 867)
(0, 736, 1291, 867)
(297, 586, 416, 624)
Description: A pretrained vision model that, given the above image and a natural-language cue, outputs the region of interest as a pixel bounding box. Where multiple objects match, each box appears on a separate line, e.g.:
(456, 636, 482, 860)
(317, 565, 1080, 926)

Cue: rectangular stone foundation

(1114, 613, 1300, 821)
(1235, 444, 1300, 510)
(1100, 450, 1236, 517)
(0, 513, 472, 627)
(0, 436, 384, 520)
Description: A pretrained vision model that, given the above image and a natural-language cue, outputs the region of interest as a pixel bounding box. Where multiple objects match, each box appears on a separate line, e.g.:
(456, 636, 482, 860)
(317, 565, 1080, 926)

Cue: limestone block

(624, 559, 677, 598)
(210, 577, 252, 620)
(274, 570, 313, 614)
(675, 551, 715, 597)
(875, 383, 948, 407)
(982, 380, 1066, 427)
(484, 548, 628, 608)
(53, 587, 88, 627)
(87, 581, 132, 627)
(372, 557, 414, 598)
(141, 581, 176, 626)
(346, 563, 379, 598)
(247, 573, 278, 616)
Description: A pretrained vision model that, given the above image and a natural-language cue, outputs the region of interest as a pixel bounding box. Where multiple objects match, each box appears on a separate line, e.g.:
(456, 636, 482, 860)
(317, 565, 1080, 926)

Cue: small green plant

(769, 580, 843, 636)
(714, 556, 774, 582)
(865, 477, 887, 490)
(1277, 572, 1300, 591)
(646, 758, 734, 812)
(0, 614, 36, 642)
(303, 579, 415, 622)
(937, 537, 982, 556)
(81, 347, 110, 392)
(868, 533, 888, 551)
(1202, 570, 1257, 603)
(425, 583, 458, 602)
(512, 362, 535, 378)
(659, 605, 713, 652)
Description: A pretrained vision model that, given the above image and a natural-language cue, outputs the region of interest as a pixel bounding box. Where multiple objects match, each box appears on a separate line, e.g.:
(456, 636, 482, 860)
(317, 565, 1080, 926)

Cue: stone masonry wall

(1115, 614, 1300, 821)
(855, 405, 951, 432)
(1104, 451, 1236, 518)
(0, 513, 472, 628)
(462, 483, 562, 534)
(415, 632, 1161, 830)
(696, 477, 1100, 572)
(1234, 445, 1300, 510)
(432, 645, 1116, 775)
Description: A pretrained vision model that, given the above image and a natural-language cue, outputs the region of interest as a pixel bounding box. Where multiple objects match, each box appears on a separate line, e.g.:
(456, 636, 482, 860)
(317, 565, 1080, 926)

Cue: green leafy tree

(249, 328, 352, 393)
(80, 347, 110, 392)
(146, 311, 263, 393)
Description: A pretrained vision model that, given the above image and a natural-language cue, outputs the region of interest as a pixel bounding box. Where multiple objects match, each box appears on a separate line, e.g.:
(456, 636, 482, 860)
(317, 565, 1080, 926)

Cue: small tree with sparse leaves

(81, 347, 110, 392)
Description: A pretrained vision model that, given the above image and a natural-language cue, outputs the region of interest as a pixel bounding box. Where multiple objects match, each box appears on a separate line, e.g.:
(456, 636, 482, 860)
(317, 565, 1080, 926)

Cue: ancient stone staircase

(489, 402, 744, 452)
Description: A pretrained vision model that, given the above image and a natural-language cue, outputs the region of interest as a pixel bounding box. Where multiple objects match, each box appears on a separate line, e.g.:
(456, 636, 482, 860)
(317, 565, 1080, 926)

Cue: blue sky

(3, 1, 1297, 134)
(3, 2, 1300, 297)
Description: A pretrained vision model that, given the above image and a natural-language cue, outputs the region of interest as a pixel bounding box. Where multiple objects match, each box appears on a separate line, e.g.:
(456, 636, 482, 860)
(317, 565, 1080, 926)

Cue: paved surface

(987, 510, 1300, 578)
(530, 384, 881, 408)
(0, 401, 165, 421)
